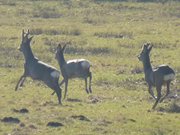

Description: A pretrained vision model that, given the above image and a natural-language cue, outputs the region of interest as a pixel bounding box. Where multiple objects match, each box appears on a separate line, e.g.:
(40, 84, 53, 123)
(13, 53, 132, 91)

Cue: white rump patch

(164, 73, 175, 81)
(81, 61, 90, 69)
(67, 59, 86, 64)
(50, 71, 60, 78)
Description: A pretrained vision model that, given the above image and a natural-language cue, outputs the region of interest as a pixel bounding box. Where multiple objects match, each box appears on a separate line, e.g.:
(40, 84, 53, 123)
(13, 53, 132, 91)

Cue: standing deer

(52, 43, 92, 99)
(138, 43, 175, 109)
(15, 29, 62, 104)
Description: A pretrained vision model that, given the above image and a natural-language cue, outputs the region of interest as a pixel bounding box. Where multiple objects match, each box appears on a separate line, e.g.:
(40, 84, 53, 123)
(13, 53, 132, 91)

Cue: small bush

(65, 46, 111, 55)
(30, 28, 81, 36)
(33, 6, 62, 18)
(0, 0, 16, 6)
(45, 28, 81, 36)
(94, 32, 133, 39)
(30, 28, 43, 35)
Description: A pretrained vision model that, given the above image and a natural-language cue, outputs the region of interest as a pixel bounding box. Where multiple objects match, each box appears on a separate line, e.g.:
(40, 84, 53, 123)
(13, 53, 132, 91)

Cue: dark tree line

(94, 0, 180, 2)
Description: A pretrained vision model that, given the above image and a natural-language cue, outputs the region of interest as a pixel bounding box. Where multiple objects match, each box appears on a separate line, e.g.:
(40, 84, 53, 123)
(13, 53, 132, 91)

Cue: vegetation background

(0, 0, 179, 135)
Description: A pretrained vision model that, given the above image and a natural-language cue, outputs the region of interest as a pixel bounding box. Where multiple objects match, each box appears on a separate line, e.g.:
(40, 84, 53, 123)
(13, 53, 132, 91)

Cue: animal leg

(152, 85, 162, 109)
(64, 79, 68, 99)
(15, 75, 26, 91)
(51, 79, 65, 95)
(89, 72, 92, 93)
(19, 77, 26, 87)
(85, 78, 89, 94)
(54, 86, 62, 105)
(45, 78, 62, 104)
(148, 85, 156, 99)
(160, 81, 170, 103)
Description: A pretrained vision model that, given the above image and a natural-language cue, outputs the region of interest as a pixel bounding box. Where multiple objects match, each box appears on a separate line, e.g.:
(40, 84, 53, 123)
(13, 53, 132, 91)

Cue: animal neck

(142, 55, 153, 74)
(58, 54, 66, 69)
(23, 45, 35, 62)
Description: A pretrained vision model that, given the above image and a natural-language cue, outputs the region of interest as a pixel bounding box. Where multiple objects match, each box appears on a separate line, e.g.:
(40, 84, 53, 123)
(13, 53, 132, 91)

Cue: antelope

(52, 43, 92, 99)
(138, 43, 175, 109)
(15, 29, 62, 104)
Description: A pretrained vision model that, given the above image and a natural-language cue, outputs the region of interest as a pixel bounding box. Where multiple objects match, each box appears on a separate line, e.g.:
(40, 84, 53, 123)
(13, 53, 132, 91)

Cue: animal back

(67, 59, 90, 70)
(154, 65, 175, 81)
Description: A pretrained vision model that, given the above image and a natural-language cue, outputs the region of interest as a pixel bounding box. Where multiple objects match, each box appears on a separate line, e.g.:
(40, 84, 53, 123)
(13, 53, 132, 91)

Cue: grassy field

(0, 0, 180, 135)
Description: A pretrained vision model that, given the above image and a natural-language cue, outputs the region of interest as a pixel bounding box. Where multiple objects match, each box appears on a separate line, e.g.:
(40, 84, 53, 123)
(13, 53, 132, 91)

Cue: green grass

(0, 0, 180, 135)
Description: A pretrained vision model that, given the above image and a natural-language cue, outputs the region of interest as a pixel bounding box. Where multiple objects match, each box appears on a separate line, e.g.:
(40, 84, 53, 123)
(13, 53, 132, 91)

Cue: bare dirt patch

(47, 122, 64, 127)
(71, 115, 91, 122)
(12, 108, 29, 113)
(1, 117, 20, 124)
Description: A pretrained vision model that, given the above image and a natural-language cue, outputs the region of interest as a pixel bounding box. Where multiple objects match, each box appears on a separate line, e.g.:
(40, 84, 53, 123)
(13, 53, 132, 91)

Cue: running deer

(15, 29, 62, 104)
(138, 43, 175, 109)
(52, 43, 92, 99)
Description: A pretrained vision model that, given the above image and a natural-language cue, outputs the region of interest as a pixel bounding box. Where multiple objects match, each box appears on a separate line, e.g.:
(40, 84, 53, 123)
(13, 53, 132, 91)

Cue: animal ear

(148, 44, 153, 52)
(144, 43, 149, 47)
(29, 36, 33, 42)
(57, 44, 62, 52)
(62, 44, 67, 52)
(22, 29, 24, 40)
(58, 43, 62, 49)
(142, 44, 147, 50)
(27, 29, 30, 34)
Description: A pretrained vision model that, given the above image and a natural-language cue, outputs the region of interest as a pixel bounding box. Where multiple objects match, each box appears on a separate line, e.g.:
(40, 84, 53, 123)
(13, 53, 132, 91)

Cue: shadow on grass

(71, 115, 91, 122)
(157, 96, 180, 113)
(66, 98, 82, 103)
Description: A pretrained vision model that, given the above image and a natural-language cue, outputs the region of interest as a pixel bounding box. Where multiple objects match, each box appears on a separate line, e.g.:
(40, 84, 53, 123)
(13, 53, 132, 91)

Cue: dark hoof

(89, 88, 92, 93)
(86, 89, 89, 94)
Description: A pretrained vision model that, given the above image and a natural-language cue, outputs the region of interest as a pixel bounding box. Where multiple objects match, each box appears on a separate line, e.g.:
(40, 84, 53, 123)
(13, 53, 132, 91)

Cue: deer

(138, 43, 175, 109)
(52, 43, 92, 99)
(15, 29, 62, 104)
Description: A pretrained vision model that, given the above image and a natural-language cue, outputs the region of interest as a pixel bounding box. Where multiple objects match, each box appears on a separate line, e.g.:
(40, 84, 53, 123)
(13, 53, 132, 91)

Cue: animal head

(55, 43, 67, 60)
(18, 29, 33, 52)
(138, 43, 153, 61)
